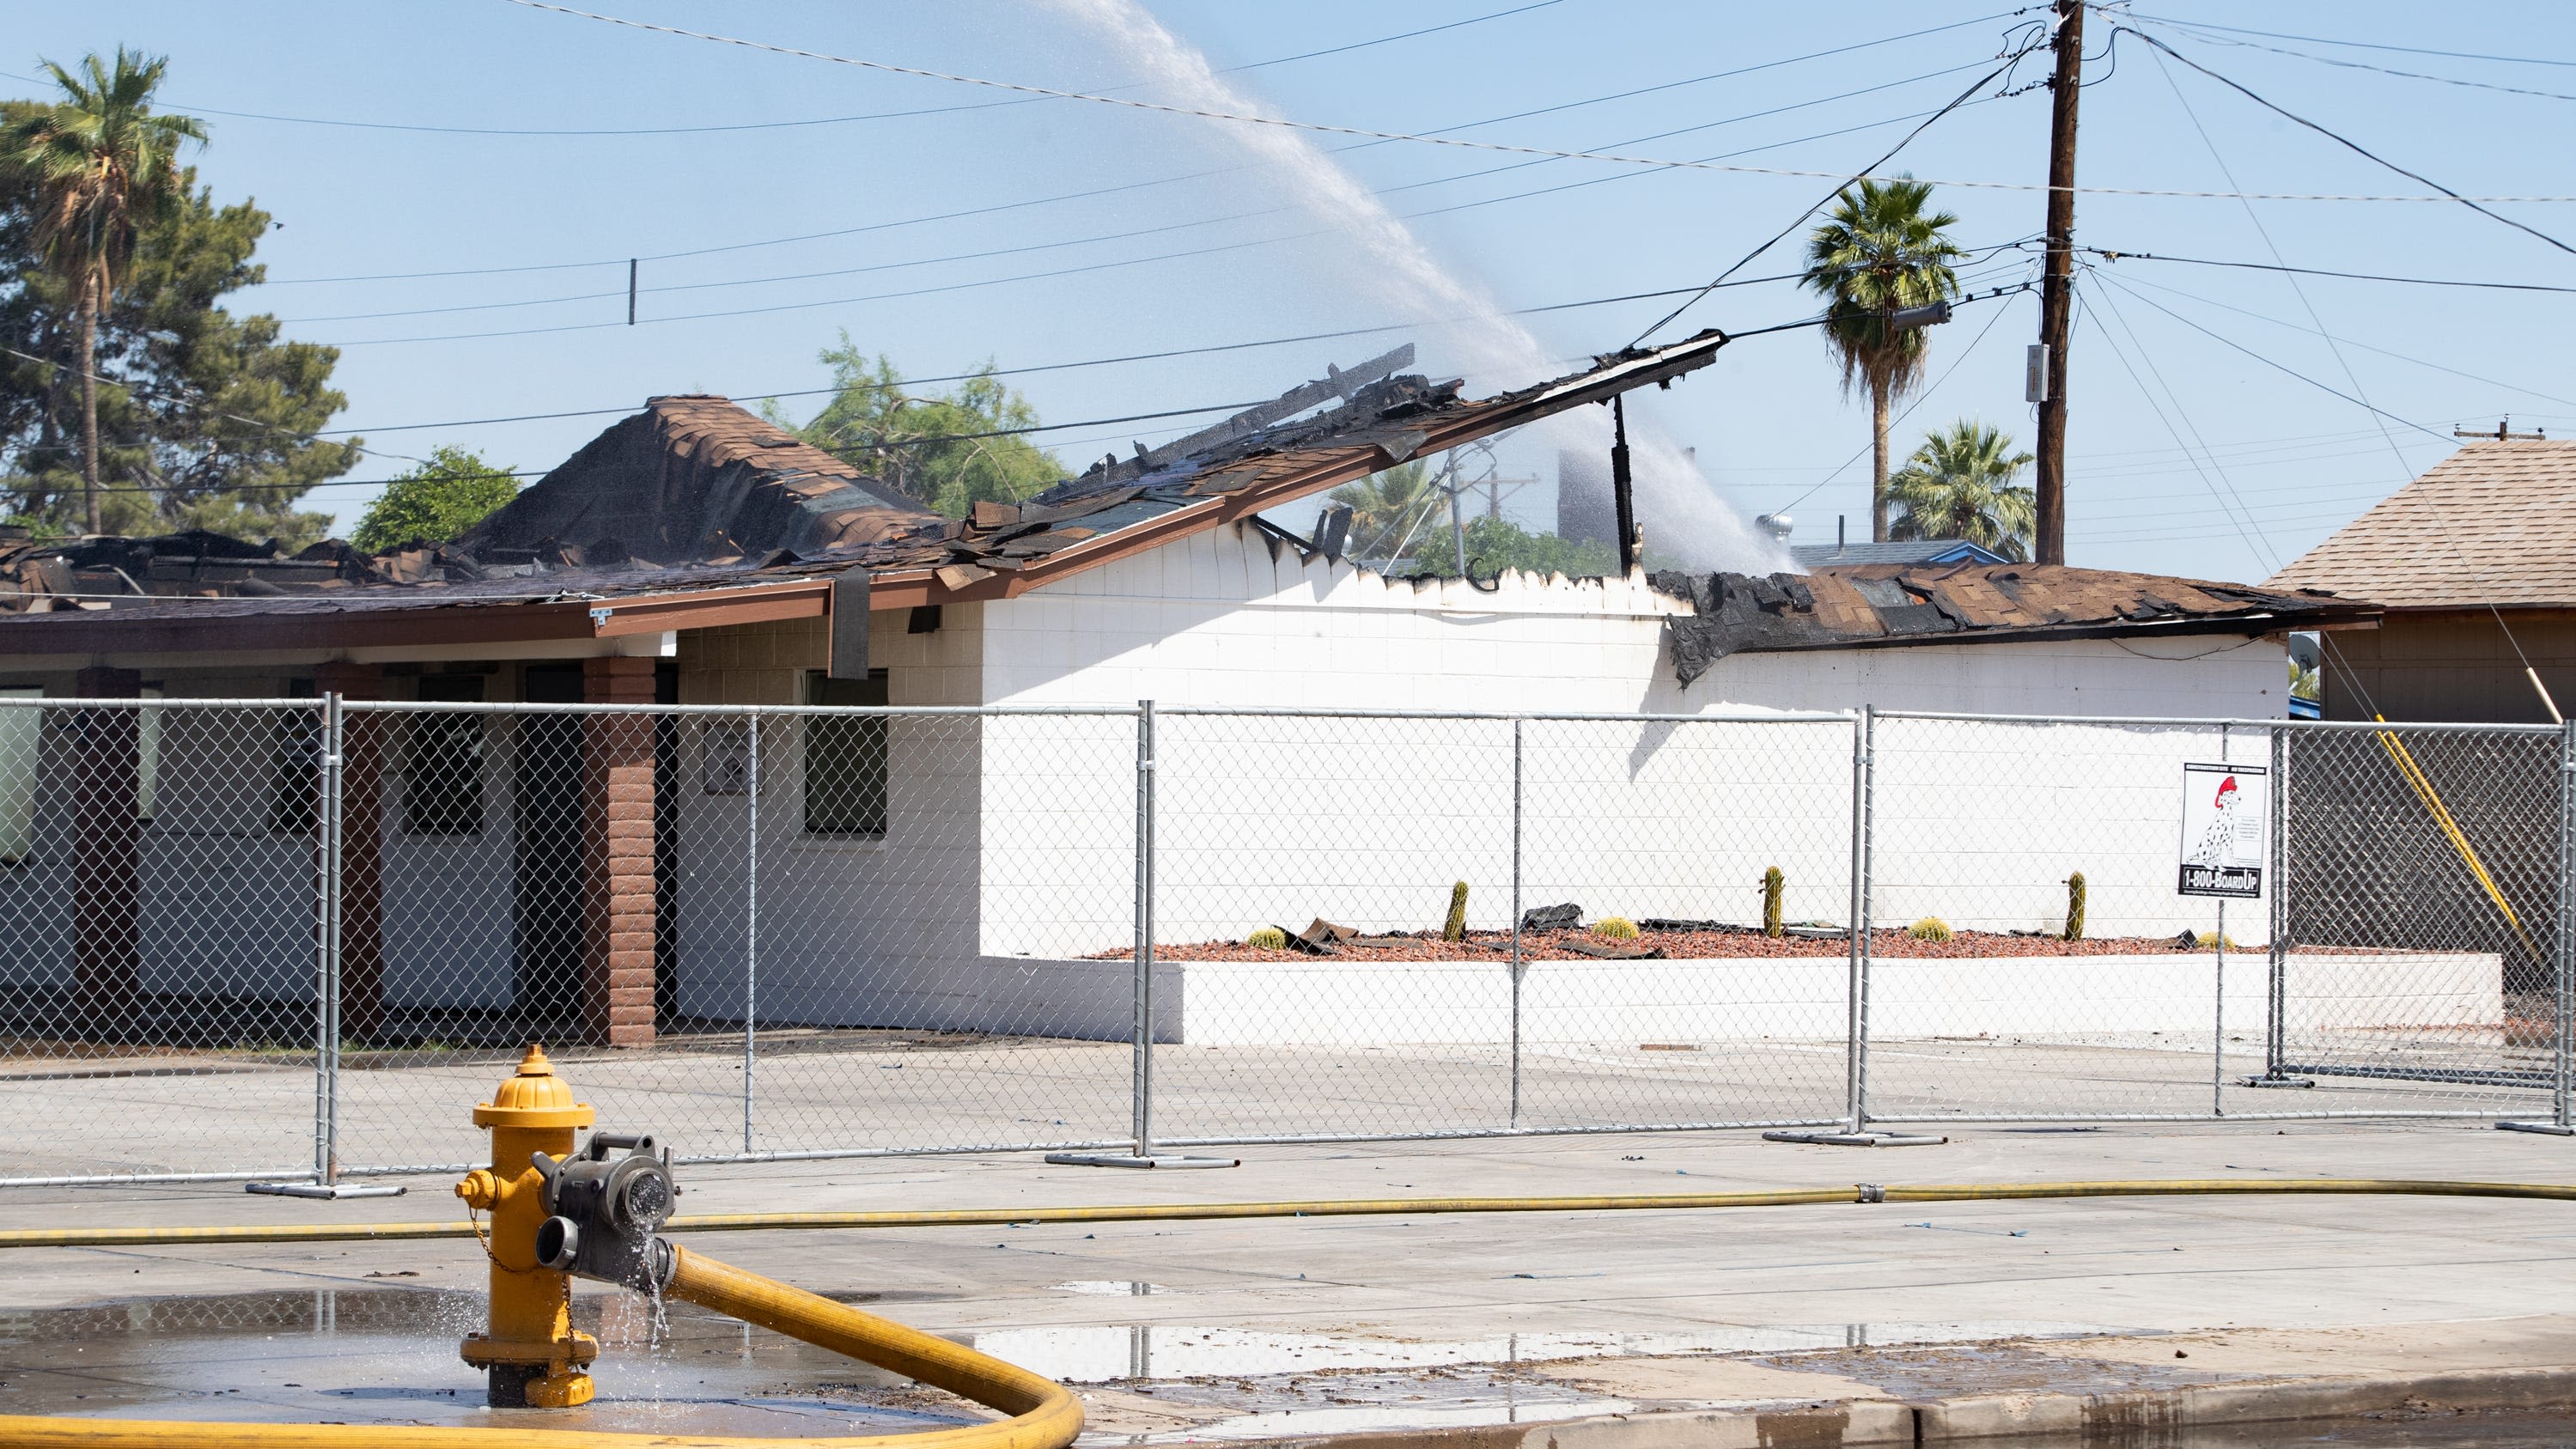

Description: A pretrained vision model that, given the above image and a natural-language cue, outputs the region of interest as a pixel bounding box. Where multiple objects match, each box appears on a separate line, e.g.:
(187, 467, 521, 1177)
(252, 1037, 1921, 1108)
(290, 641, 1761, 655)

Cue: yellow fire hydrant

(454, 1044, 598, 1408)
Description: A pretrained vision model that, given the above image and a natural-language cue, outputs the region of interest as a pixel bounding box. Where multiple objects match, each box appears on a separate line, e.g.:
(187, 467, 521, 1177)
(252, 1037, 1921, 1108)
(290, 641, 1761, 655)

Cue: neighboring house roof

(1658, 562, 2376, 685)
(1787, 539, 2009, 568)
(0, 331, 1736, 654)
(2264, 440, 2576, 608)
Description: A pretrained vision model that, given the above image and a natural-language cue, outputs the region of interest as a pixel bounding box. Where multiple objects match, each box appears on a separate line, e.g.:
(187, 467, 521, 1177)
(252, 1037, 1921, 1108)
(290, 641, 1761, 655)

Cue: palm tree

(1330, 459, 1452, 561)
(1886, 419, 2037, 561)
(3, 50, 204, 534)
(1800, 176, 1963, 543)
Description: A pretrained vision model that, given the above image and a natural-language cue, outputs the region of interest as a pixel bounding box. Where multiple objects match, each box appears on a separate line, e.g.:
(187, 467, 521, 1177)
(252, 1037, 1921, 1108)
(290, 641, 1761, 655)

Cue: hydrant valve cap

(472, 1043, 596, 1129)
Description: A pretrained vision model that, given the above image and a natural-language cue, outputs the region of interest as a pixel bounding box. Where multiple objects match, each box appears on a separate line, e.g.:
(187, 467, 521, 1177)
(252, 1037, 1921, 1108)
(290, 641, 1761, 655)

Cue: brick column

(582, 657, 656, 1047)
(314, 663, 387, 1043)
(70, 666, 142, 1042)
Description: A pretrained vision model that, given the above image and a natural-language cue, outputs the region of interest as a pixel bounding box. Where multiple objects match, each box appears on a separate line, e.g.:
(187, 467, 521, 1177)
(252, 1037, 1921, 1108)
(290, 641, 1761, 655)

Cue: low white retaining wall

(1148, 952, 2504, 1048)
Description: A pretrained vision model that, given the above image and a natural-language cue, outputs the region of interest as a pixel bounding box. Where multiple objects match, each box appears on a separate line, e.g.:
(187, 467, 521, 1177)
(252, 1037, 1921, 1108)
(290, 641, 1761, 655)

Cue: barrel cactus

(1592, 916, 1641, 941)
(1443, 880, 1470, 941)
(1246, 926, 1289, 951)
(2062, 872, 2086, 941)
(1908, 917, 1952, 942)
(1762, 866, 1785, 938)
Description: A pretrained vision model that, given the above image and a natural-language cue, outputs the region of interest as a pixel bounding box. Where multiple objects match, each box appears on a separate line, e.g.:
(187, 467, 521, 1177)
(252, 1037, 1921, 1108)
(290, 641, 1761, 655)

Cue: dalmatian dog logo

(2178, 762, 2266, 898)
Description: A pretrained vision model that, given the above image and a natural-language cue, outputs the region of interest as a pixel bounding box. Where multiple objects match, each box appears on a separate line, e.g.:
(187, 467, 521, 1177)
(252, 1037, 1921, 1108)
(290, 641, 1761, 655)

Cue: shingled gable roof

(0, 330, 1737, 653)
(1658, 562, 2376, 685)
(2264, 440, 2576, 609)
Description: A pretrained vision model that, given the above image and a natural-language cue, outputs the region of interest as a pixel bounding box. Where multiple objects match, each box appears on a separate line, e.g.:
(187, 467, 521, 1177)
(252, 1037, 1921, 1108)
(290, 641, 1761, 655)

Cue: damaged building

(0, 331, 2376, 1047)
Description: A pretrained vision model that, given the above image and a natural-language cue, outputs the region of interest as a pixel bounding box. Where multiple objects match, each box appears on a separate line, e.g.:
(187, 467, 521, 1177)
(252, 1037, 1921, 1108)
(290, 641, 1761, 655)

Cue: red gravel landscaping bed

(1098, 926, 2246, 963)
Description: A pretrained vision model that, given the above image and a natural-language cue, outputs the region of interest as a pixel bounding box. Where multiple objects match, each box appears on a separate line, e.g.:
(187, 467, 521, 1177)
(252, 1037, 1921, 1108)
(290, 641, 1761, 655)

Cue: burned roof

(462, 394, 935, 563)
(0, 330, 1736, 652)
(1658, 562, 2378, 686)
(2265, 440, 2576, 608)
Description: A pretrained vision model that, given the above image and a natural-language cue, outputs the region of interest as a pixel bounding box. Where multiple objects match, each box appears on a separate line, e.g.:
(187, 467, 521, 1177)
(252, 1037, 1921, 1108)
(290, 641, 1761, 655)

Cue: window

(803, 669, 889, 838)
(0, 688, 36, 864)
(403, 674, 486, 835)
(269, 679, 320, 837)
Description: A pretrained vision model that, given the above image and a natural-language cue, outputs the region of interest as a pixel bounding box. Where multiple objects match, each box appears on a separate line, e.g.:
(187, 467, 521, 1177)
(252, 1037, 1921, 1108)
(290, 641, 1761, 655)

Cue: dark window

(268, 679, 320, 836)
(403, 674, 486, 835)
(803, 669, 889, 838)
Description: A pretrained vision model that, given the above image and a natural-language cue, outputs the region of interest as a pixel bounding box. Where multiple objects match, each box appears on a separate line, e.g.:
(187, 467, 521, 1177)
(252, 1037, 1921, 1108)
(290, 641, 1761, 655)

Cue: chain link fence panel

(0, 698, 328, 1184)
(1, 697, 2567, 1189)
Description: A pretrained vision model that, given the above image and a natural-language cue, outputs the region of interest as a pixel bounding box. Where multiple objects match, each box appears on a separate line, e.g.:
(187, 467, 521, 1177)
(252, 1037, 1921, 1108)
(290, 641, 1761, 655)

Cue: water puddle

(0, 1287, 964, 1433)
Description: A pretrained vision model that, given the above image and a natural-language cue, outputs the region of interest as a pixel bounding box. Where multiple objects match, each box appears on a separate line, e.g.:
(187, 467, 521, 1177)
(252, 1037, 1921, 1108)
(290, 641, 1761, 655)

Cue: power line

(250, 12, 2020, 288)
(276, 61, 2014, 328)
(2111, 22, 2576, 260)
(491, 2, 2576, 204)
(0, 3, 1569, 142)
(2085, 247, 2576, 295)
(2110, 11, 2576, 70)
(2101, 270, 2576, 409)
(1630, 34, 2043, 346)
(2122, 14, 2576, 102)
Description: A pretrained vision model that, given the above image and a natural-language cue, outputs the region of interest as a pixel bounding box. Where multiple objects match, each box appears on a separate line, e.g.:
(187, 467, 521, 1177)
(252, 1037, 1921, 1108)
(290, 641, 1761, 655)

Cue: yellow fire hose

(0, 1178, 2568, 1254)
(0, 1178, 2569, 1446)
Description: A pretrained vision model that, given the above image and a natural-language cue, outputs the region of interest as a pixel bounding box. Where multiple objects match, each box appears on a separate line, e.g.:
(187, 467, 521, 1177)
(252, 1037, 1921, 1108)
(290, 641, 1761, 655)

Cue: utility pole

(2032, 0, 2082, 566)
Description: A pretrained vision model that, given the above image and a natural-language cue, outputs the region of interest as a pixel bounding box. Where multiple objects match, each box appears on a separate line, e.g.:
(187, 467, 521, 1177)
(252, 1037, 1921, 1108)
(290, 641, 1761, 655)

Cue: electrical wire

(2110, 10, 2576, 70)
(0, 3, 1569, 142)
(251, 11, 2024, 288)
(2082, 247, 2576, 296)
(490, 2, 2576, 204)
(1631, 33, 2044, 346)
(274, 63, 2017, 328)
(2110, 22, 2576, 260)
(2122, 13, 2576, 102)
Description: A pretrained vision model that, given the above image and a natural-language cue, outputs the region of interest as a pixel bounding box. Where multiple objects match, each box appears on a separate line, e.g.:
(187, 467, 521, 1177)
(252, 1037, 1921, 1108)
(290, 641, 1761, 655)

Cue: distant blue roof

(1789, 539, 2013, 568)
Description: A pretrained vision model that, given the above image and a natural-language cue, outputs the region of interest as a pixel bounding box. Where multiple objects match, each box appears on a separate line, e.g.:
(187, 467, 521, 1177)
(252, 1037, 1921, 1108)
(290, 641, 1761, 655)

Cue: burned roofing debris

(0, 329, 1734, 625)
(1655, 562, 2377, 686)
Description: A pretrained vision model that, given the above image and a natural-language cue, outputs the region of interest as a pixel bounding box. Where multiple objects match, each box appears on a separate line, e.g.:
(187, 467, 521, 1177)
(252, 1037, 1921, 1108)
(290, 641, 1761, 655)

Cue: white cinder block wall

(971, 524, 2288, 959)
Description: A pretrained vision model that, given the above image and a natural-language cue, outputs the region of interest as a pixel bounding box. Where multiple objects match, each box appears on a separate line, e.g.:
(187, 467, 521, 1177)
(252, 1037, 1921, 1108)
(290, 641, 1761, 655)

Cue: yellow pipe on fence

(2370, 720, 2543, 963)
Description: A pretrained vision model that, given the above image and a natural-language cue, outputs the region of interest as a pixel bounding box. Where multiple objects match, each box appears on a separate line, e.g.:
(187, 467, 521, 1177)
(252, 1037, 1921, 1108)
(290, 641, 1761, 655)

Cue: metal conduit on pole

(2214, 722, 2229, 1118)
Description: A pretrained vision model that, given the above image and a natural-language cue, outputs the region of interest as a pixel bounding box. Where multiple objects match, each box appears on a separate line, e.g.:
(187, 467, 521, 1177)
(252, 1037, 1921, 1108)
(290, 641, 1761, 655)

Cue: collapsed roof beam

(1119, 343, 1417, 477)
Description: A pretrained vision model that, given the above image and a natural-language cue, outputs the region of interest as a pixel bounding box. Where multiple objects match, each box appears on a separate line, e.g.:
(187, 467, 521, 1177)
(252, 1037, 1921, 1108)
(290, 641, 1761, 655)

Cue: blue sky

(9, 1, 2571, 581)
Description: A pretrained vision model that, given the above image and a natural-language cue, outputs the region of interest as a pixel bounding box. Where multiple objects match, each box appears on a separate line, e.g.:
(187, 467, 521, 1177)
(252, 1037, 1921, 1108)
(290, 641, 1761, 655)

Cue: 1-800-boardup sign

(2177, 761, 2267, 898)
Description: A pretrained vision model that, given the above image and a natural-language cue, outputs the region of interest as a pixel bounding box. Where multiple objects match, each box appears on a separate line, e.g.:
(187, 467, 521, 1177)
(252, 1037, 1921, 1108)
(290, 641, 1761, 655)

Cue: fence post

(1133, 700, 1157, 1159)
(744, 715, 759, 1156)
(2267, 724, 2289, 1078)
(1509, 715, 1524, 1130)
(1846, 705, 1874, 1134)
(315, 694, 344, 1185)
(2559, 718, 2573, 1129)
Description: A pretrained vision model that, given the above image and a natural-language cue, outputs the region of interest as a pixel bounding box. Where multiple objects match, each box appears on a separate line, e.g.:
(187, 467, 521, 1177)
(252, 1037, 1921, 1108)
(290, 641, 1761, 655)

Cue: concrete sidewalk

(0, 1120, 2571, 1442)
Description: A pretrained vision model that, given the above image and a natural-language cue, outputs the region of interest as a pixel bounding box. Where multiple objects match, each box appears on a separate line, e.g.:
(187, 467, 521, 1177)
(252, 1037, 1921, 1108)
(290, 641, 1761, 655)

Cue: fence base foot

(1763, 1130, 1947, 1148)
(2496, 1120, 2576, 1137)
(246, 1181, 408, 1199)
(2238, 1075, 2316, 1089)
(1042, 1153, 1239, 1169)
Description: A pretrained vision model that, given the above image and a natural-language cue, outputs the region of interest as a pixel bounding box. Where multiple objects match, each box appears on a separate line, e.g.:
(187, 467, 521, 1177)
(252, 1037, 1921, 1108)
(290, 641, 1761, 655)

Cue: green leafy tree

(352, 446, 518, 551)
(1885, 419, 2036, 561)
(2290, 658, 2322, 703)
(1, 89, 356, 545)
(3, 50, 205, 533)
(1800, 176, 1962, 544)
(770, 335, 1063, 518)
(1404, 515, 1620, 581)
